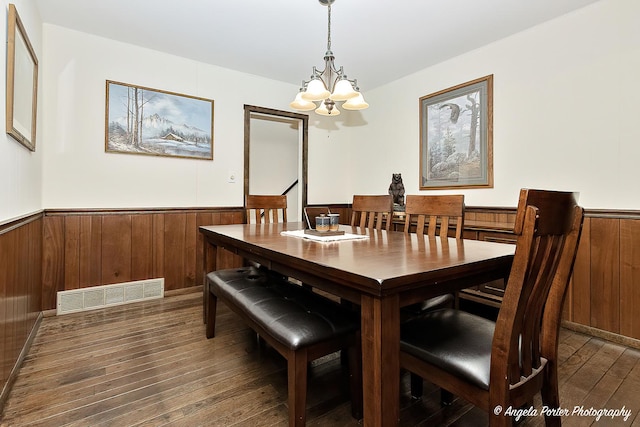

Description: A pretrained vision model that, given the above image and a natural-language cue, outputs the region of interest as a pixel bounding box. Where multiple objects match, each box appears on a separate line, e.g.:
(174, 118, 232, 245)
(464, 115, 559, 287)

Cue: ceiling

(34, 0, 601, 91)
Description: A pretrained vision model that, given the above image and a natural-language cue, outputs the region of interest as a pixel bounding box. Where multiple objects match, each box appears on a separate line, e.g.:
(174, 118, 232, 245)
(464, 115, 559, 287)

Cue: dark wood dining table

(199, 222, 515, 426)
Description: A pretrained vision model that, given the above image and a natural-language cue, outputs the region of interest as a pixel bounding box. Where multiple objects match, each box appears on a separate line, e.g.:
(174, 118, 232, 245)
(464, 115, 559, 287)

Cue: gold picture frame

(420, 75, 493, 189)
(105, 80, 214, 160)
(6, 4, 38, 151)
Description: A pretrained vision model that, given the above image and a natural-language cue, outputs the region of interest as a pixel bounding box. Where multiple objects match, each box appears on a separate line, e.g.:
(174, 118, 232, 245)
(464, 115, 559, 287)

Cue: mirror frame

(243, 105, 309, 219)
(6, 3, 39, 151)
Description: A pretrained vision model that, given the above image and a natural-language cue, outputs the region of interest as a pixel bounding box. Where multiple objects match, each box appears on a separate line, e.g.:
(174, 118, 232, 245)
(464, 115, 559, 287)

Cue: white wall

(349, 0, 640, 210)
(0, 1, 43, 222)
(8, 0, 637, 216)
(40, 25, 353, 210)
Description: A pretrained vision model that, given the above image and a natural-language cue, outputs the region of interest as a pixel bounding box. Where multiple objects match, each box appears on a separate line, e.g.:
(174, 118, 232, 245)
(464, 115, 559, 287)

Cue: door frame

(243, 105, 308, 220)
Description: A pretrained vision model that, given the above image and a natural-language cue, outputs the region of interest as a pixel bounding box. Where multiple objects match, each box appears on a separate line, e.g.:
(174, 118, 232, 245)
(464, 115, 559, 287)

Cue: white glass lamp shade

(342, 93, 369, 110)
(329, 79, 358, 101)
(290, 92, 317, 111)
(301, 78, 330, 101)
(315, 103, 341, 116)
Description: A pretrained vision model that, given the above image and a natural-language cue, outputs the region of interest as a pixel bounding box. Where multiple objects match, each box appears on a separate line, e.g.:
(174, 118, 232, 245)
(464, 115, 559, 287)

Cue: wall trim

(44, 206, 245, 216)
(312, 203, 640, 220)
(0, 210, 44, 233)
(0, 313, 43, 410)
(562, 320, 640, 351)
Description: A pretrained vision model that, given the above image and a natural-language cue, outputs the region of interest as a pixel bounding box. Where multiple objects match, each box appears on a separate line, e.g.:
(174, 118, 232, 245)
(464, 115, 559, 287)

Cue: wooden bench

(205, 266, 362, 426)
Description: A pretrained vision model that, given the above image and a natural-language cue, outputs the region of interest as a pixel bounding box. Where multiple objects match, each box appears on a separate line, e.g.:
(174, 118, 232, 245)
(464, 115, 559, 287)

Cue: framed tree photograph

(6, 4, 39, 151)
(105, 81, 214, 160)
(420, 75, 493, 189)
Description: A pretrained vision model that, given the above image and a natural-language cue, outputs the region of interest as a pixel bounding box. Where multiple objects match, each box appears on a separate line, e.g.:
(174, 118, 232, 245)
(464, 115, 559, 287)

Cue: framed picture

(105, 80, 214, 160)
(6, 4, 38, 151)
(420, 75, 493, 189)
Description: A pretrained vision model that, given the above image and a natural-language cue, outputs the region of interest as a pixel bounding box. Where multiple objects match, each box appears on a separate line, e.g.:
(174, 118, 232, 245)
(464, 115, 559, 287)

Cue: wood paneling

(63, 216, 80, 290)
(79, 215, 102, 288)
(41, 208, 245, 310)
(570, 216, 591, 325)
(42, 215, 64, 310)
(620, 219, 640, 339)
(152, 213, 165, 280)
(0, 212, 43, 408)
(131, 214, 153, 280)
(163, 213, 188, 292)
(590, 217, 620, 333)
(101, 215, 133, 285)
(33, 205, 640, 342)
(391, 206, 640, 345)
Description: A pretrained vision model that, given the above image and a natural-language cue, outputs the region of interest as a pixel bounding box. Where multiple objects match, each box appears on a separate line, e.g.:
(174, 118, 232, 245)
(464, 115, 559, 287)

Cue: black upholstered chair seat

(401, 308, 495, 390)
(400, 293, 455, 321)
(208, 267, 359, 350)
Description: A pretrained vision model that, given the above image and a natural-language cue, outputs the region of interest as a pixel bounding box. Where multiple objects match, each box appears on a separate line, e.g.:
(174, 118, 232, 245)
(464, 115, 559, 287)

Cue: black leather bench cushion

(400, 308, 495, 390)
(208, 267, 359, 350)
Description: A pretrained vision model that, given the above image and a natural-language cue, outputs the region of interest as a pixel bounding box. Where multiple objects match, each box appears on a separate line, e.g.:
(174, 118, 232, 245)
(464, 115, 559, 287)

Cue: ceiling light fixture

(290, 0, 368, 116)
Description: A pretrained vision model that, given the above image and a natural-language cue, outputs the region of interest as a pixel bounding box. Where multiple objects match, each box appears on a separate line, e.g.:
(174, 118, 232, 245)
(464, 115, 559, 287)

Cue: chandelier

(289, 0, 369, 116)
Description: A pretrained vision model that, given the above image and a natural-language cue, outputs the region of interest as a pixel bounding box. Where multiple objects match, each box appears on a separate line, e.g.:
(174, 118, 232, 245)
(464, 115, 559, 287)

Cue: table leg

(202, 239, 217, 323)
(360, 293, 400, 427)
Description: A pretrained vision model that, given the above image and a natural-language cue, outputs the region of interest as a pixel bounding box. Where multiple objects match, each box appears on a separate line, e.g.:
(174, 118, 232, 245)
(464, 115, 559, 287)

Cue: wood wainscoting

(566, 211, 640, 346)
(447, 207, 640, 347)
(39, 205, 640, 344)
(332, 203, 640, 346)
(0, 211, 43, 409)
(2, 203, 640, 414)
(42, 208, 246, 311)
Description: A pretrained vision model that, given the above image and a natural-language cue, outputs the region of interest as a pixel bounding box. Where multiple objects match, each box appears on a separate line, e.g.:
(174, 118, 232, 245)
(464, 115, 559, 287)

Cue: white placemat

(281, 229, 369, 242)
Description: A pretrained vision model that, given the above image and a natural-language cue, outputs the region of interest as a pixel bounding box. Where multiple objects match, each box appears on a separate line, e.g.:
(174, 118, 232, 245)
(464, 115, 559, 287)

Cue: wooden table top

(200, 222, 515, 297)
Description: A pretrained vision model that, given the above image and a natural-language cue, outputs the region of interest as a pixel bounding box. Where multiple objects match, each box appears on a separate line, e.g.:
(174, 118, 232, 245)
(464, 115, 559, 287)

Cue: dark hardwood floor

(1, 290, 639, 426)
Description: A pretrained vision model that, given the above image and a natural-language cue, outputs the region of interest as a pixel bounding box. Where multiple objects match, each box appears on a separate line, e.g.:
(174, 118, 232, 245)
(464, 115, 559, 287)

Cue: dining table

(199, 222, 515, 426)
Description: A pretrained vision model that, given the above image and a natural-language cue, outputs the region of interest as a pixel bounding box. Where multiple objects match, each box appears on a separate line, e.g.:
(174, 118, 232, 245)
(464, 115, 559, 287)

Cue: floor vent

(57, 278, 165, 315)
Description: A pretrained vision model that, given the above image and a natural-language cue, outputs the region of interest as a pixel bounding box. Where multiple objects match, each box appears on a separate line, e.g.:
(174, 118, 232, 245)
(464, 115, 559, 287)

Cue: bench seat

(205, 266, 362, 426)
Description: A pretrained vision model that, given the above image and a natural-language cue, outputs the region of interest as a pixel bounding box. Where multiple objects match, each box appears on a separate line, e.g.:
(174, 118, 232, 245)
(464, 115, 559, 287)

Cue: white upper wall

(349, 0, 640, 210)
(3, 0, 638, 221)
(39, 24, 353, 211)
(0, 1, 43, 222)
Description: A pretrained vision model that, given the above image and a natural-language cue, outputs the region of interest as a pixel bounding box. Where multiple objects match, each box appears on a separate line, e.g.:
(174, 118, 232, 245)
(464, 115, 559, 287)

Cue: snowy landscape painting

(419, 75, 493, 189)
(105, 81, 213, 160)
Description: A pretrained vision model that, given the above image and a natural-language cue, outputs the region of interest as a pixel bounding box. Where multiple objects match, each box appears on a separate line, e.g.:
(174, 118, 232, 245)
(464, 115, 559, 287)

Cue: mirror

(244, 105, 308, 221)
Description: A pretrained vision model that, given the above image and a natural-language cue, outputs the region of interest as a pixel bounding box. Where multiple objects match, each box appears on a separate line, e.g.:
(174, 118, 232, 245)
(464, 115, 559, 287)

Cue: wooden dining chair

(246, 194, 287, 224)
(401, 194, 465, 317)
(400, 189, 584, 427)
(203, 194, 288, 320)
(350, 195, 393, 231)
(403, 194, 465, 238)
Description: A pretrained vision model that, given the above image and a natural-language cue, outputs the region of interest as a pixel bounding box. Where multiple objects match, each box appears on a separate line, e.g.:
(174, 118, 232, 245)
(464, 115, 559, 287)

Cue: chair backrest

(350, 195, 393, 231)
(490, 189, 583, 406)
(245, 195, 287, 224)
(403, 195, 465, 238)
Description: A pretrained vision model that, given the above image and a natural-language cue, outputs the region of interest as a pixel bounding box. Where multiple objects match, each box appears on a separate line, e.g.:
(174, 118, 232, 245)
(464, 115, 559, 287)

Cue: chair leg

(347, 336, 363, 420)
(440, 389, 454, 406)
(288, 349, 308, 427)
(410, 373, 424, 399)
(205, 291, 217, 339)
(541, 363, 562, 427)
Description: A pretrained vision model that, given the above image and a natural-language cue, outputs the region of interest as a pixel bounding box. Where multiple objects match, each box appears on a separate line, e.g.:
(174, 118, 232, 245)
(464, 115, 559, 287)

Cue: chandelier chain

(327, 1, 332, 52)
